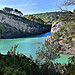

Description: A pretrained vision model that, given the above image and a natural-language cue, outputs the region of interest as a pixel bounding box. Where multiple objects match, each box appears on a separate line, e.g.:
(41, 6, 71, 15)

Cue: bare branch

(57, 5, 68, 12)
(63, 0, 75, 6)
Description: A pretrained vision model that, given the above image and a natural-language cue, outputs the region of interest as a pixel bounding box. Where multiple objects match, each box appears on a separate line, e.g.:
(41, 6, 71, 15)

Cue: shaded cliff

(0, 10, 51, 39)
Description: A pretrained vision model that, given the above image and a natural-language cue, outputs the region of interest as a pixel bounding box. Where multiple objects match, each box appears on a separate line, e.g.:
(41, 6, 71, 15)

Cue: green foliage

(32, 12, 64, 23)
(3, 67, 27, 75)
(68, 56, 75, 64)
(67, 37, 72, 42)
(36, 44, 60, 65)
(25, 12, 65, 24)
(0, 46, 39, 75)
(0, 45, 74, 75)
(27, 15, 45, 24)
(67, 56, 75, 75)
(68, 64, 75, 75)
(59, 11, 75, 22)
(53, 31, 59, 40)
(73, 36, 75, 38)
(63, 37, 73, 45)
(55, 19, 75, 45)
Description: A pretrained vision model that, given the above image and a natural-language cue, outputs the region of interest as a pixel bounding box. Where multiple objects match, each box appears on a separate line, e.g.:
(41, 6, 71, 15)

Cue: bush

(53, 31, 59, 40)
(0, 45, 39, 75)
(63, 37, 73, 45)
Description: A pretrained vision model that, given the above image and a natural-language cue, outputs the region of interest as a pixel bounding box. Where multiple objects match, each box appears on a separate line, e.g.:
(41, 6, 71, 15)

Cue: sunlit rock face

(45, 21, 75, 55)
(0, 10, 51, 39)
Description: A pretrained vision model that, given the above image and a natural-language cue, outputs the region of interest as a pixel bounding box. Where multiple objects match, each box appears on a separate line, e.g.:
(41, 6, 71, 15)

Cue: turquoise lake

(0, 32, 73, 64)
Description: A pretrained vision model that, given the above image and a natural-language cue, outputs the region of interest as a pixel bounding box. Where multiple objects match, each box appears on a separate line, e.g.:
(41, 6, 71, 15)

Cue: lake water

(0, 32, 73, 64)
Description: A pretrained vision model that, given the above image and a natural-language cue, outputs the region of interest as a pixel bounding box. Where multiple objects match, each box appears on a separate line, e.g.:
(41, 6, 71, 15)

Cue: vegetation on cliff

(54, 9, 75, 45)
(3, 7, 23, 16)
(25, 12, 66, 25)
(0, 8, 51, 39)
(26, 15, 45, 24)
(45, 8, 75, 55)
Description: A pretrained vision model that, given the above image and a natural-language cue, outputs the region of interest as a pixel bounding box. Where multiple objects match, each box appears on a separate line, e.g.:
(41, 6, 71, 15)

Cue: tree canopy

(3, 7, 13, 13)
(27, 15, 45, 24)
(63, 0, 75, 6)
(3, 7, 23, 16)
(14, 9, 23, 15)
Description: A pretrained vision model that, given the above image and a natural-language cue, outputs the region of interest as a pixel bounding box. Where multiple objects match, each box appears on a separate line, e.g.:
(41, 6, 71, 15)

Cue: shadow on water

(25, 32, 51, 38)
(0, 32, 51, 58)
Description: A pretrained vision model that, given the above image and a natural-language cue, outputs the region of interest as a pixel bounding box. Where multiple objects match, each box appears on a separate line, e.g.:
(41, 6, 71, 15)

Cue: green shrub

(27, 15, 45, 24)
(3, 67, 27, 75)
(63, 37, 73, 45)
(53, 31, 59, 40)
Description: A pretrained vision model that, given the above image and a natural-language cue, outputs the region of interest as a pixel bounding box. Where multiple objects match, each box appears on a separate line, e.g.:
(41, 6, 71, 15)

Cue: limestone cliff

(0, 10, 51, 39)
(45, 21, 75, 55)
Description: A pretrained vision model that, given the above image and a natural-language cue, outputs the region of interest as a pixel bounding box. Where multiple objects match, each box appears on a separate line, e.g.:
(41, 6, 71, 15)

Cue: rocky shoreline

(45, 21, 75, 55)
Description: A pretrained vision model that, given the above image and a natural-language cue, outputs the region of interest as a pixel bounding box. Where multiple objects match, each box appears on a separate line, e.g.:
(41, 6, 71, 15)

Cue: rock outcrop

(45, 21, 75, 55)
(0, 10, 51, 39)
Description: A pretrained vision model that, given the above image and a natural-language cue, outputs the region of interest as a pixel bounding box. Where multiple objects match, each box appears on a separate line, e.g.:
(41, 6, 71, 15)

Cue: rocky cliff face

(0, 10, 51, 39)
(45, 21, 75, 55)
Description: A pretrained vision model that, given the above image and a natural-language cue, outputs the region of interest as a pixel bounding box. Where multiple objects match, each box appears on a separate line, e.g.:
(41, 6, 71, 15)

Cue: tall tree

(36, 43, 60, 65)
(3, 7, 13, 13)
(14, 9, 23, 15)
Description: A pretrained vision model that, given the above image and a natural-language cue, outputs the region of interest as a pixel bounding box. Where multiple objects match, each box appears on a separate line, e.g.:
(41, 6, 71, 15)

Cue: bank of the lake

(0, 32, 73, 64)
(0, 32, 51, 59)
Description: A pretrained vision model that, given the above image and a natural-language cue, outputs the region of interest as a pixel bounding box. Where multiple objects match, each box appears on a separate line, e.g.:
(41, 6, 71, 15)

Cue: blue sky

(0, 0, 75, 15)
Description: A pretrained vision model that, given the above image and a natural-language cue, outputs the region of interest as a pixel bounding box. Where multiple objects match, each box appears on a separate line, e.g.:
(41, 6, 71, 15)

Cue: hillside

(25, 12, 66, 24)
(0, 9, 51, 39)
(26, 15, 45, 24)
(45, 12, 75, 55)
